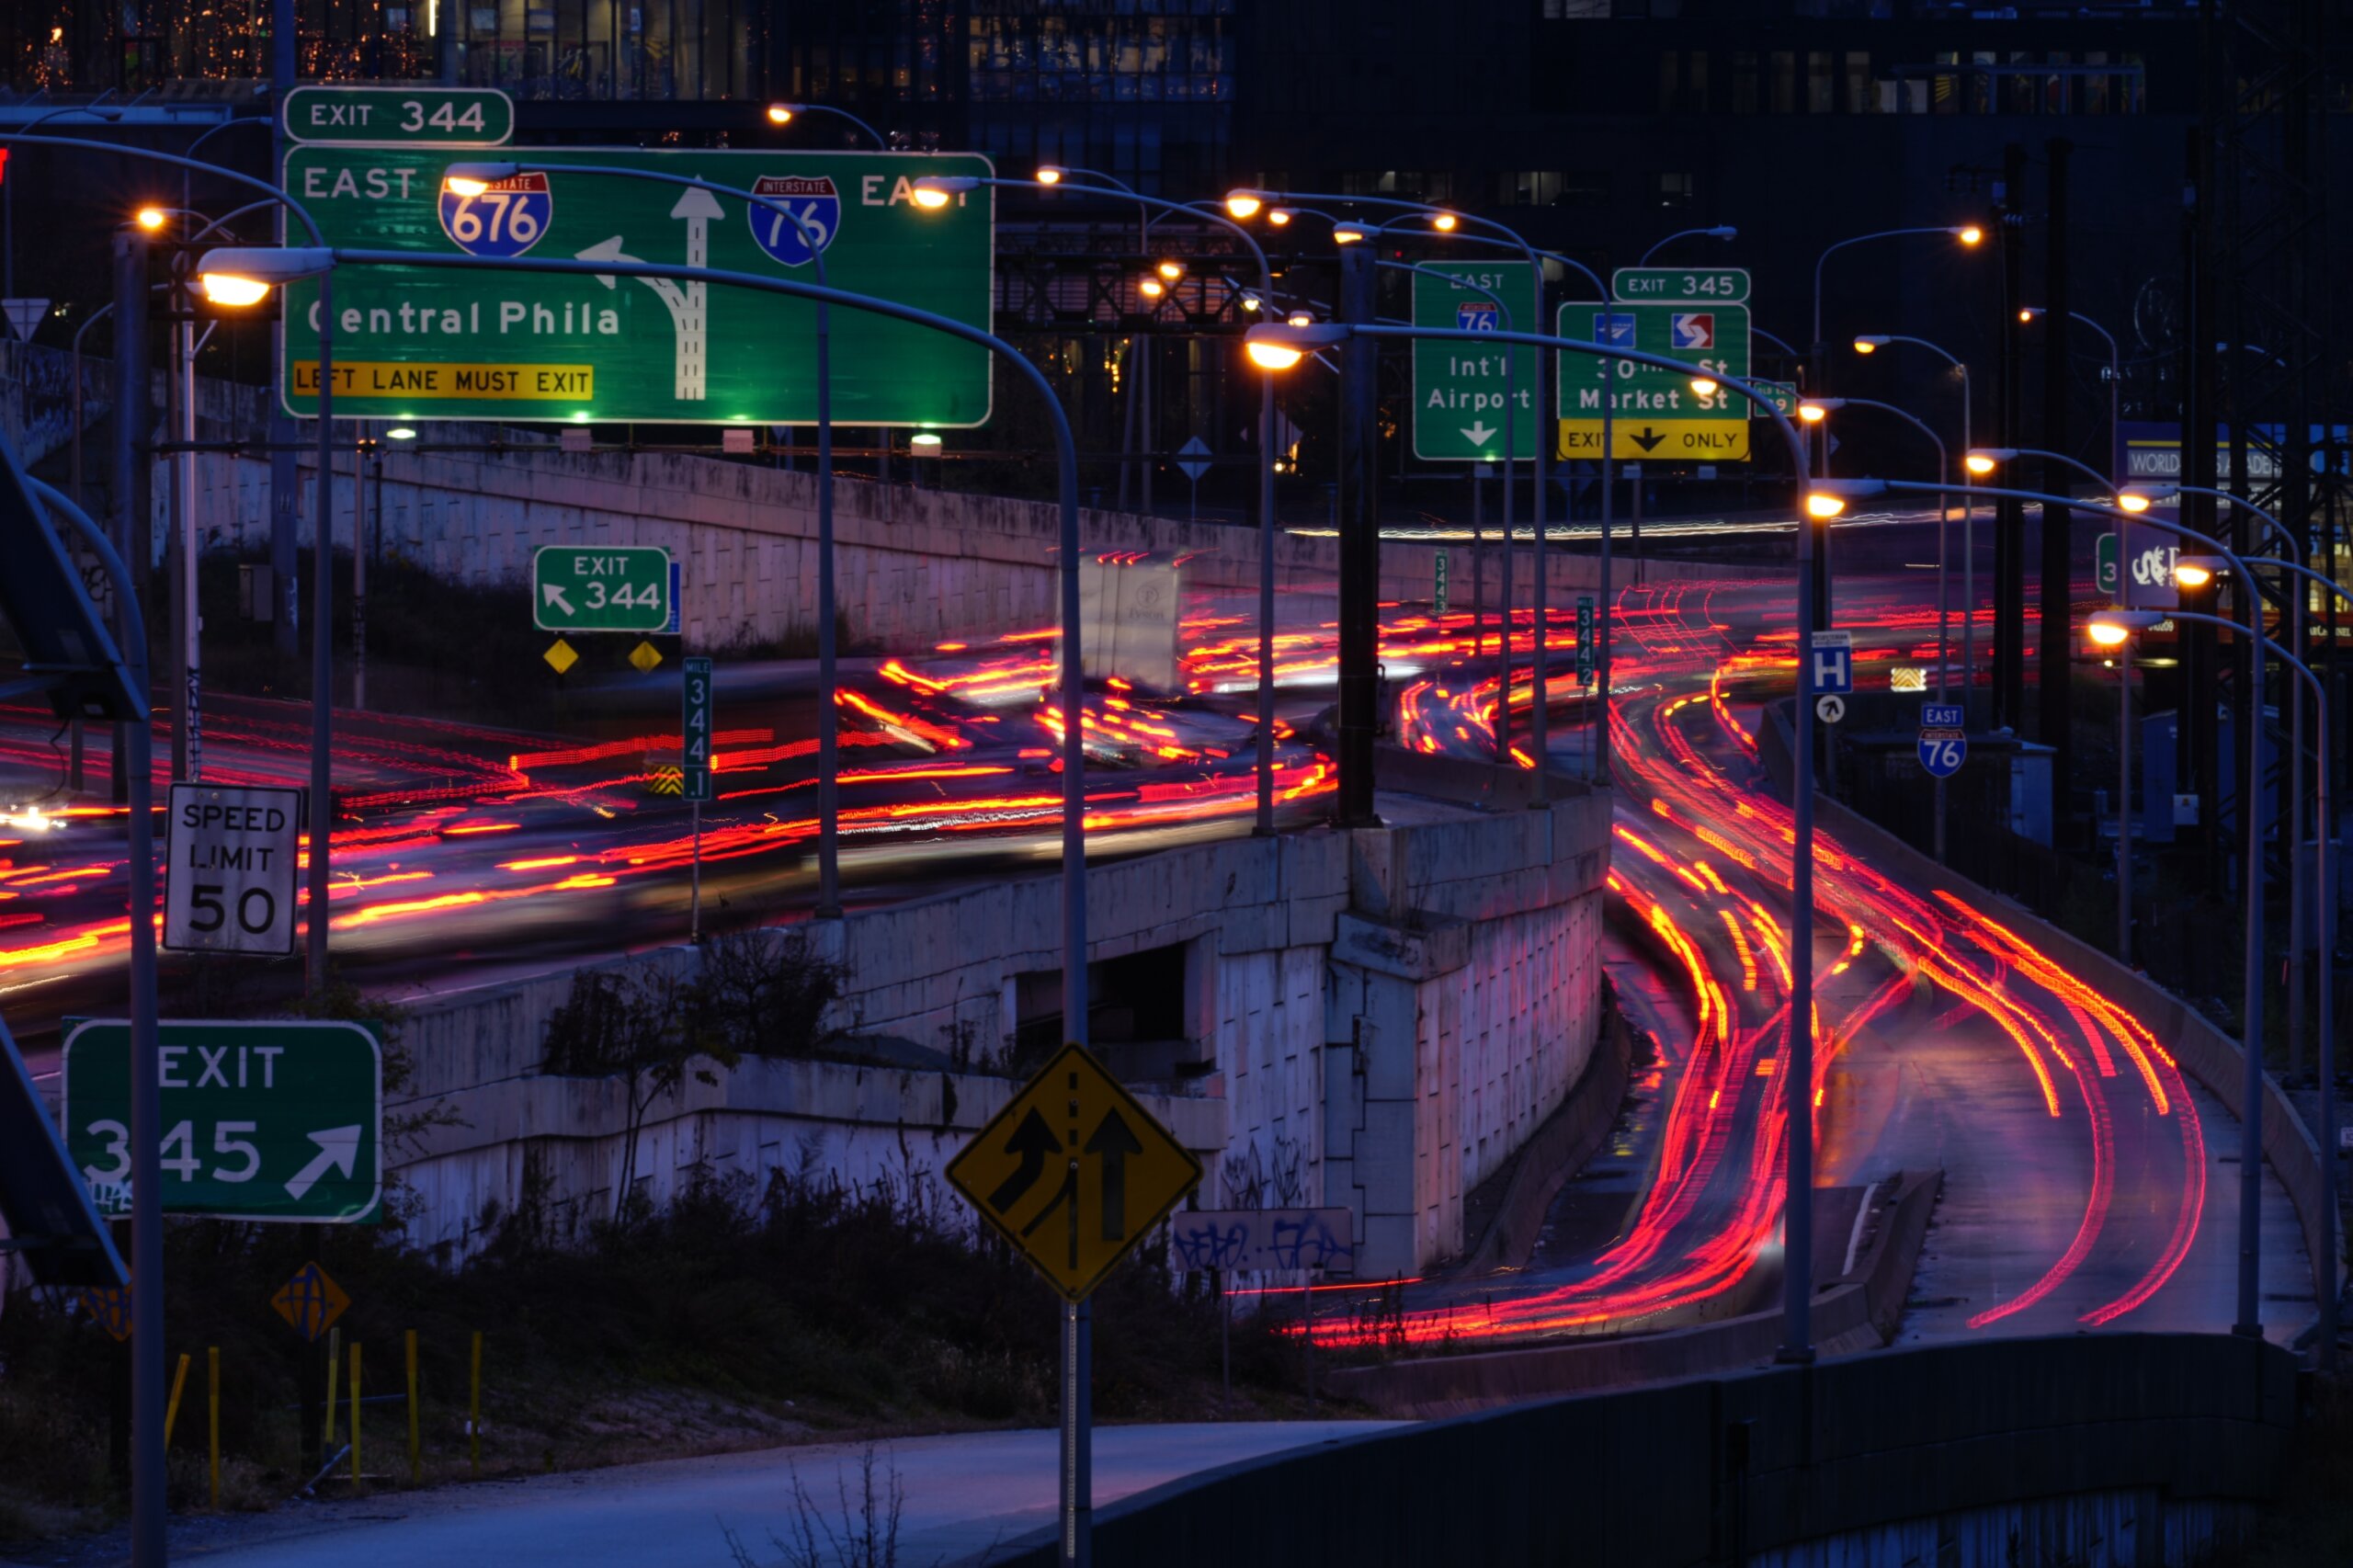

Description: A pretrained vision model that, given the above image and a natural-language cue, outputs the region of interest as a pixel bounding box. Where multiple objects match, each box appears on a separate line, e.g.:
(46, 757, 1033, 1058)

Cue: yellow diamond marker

(543, 638, 579, 675)
(628, 640, 664, 673)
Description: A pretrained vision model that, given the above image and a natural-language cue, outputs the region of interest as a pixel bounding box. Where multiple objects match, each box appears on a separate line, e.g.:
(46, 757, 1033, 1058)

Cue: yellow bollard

(207, 1346, 221, 1511)
(323, 1325, 342, 1449)
(162, 1353, 190, 1446)
(404, 1329, 420, 1486)
(469, 1331, 483, 1472)
(348, 1342, 362, 1487)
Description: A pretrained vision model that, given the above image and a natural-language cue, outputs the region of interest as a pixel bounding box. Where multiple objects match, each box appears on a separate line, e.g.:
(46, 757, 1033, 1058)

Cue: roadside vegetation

(0, 946, 1306, 1548)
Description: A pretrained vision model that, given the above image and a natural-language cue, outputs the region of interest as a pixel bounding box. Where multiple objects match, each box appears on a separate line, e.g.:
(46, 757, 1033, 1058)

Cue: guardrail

(966, 1332, 2296, 1568)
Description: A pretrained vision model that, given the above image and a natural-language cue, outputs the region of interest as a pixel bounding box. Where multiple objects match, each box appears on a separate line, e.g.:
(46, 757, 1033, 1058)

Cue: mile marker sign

(62, 1019, 382, 1223)
(164, 784, 302, 956)
(533, 545, 672, 632)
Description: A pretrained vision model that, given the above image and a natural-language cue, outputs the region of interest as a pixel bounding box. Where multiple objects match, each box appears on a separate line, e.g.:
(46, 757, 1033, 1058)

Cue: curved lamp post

(1815, 474, 2278, 1343)
(1250, 315, 1826, 1360)
(443, 157, 851, 917)
(917, 173, 1283, 836)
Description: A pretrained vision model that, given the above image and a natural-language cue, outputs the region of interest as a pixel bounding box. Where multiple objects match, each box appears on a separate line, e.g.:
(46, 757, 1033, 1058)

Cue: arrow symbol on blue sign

(284, 1126, 362, 1201)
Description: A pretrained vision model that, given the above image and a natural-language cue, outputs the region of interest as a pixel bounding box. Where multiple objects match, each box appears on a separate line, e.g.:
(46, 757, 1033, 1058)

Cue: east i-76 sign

(279, 146, 995, 426)
(1410, 261, 1540, 461)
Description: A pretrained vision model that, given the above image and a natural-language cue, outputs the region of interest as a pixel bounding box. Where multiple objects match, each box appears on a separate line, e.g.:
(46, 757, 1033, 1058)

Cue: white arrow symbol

(1461, 420, 1496, 447)
(285, 1126, 362, 1202)
(542, 583, 574, 615)
(576, 223, 710, 403)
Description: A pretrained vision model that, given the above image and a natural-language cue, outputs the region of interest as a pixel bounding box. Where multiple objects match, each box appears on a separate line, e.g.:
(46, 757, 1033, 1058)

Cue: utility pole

(271, 0, 301, 654)
(1335, 242, 1381, 827)
(109, 233, 150, 806)
(1995, 142, 2028, 733)
(2038, 139, 2074, 824)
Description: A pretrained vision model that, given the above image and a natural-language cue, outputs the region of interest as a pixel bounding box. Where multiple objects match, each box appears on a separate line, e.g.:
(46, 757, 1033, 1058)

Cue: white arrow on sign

(1461, 420, 1497, 448)
(542, 583, 574, 615)
(285, 1125, 362, 1201)
(576, 199, 716, 403)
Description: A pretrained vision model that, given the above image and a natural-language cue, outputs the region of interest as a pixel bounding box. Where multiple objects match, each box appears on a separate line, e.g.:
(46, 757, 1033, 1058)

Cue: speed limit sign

(164, 784, 303, 956)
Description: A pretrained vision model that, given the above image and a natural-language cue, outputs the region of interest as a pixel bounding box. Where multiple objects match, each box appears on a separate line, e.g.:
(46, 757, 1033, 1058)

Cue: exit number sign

(282, 85, 514, 147)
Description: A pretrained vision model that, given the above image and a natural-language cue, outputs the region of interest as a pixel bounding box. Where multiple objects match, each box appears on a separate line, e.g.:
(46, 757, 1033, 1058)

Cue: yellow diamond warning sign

(947, 1043, 1201, 1301)
(1557, 419, 1752, 462)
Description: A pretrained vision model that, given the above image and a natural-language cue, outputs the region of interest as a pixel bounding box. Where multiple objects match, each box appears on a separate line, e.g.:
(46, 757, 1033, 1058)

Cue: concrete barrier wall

(968, 1332, 2298, 1568)
(1756, 701, 2340, 1328)
(392, 780, 1611, 1277)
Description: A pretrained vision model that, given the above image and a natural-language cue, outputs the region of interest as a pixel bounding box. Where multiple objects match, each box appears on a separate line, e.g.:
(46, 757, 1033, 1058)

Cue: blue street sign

(1807, 631, 1852, 697)
(1456, 301, 1500, 333)
(1918, 731, 1967, 779)
(1921, 703, 1964, 730)
(746, 174, 843, 267)
(1591, 312, 1637, 349)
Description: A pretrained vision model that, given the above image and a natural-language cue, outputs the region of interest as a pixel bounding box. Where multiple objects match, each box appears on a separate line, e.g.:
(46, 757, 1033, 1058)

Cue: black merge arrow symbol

(987, 1108, 1062, 1213)
(1630, 427, 1666, 452)
(1084, 1108, 1146, 1242)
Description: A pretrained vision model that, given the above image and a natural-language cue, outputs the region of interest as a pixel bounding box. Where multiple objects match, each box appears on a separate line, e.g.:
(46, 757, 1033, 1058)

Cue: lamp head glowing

(1797, 403, 1828, 424)
(911, 176, 974, 210)
(199, 273, 272, 307)
(1955, 224, 1985, 246)
(2116, 490, 2153, 513)
(2086, 619, 2133, 649)
(1332, 223, 1370, 244)
(2171, 561, 2214, 589)
(1139, 277, 1165, 299)
(1225, 192, 1262, 219)
(1246, 341, 1306, 371)
(386, 426, 418, 441)
(442, 162, 518, 198)
(1688, 376, 1719, 398)
(1036, 165, 1064, 184)
(1285, 310, 1313, 328)
(443, 175, 490, 198)
(766, 104, 795, 125)
(1432, 212, 1459, 232)
(910, 432, 943, 449)
(1239, 293, 1262, 312)
(195, 246, 335, 306)
(1155, 259, 1185, 281)
(1267, 208, 1295, 227)
(134, 206, 168, 232)
(1853, 335, 1887, 354)
(1805, 493, 1847, 520)
(1962, 448, 2016, 475)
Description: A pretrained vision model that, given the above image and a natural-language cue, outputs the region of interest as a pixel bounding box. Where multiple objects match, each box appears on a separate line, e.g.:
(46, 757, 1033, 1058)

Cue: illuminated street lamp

(1962, 444, 2113, 494)
(762, 102, 888, 147)
(1820, 473, 2290, 1345)
(1849, 332, 1977, 704)
(2083, 606, 2165, 963)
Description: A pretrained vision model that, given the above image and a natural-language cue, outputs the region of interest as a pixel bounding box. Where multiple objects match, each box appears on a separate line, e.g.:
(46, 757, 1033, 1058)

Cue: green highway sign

(1753, 379, 1802, 418)
(280, 146, 995, 426)
(1411, 261, 1539, 461)
(534, 544, 671, 632)
(62, 1020, 382, 1223)
(2096, 531, 2119, 597)
(1610, 267, 1752, 304)
(283, 85, 514, 147)
(1576, 596, 1596, 682)
(1556, 301, 1752, 462)
(1433, 550, 1450, 617)
(682, 656, 714, 802)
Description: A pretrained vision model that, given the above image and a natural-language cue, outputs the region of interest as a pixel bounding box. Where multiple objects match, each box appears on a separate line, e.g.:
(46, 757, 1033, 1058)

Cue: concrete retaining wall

(392, 778, 1611, 1278)
(968, 1332, 2298, 1568)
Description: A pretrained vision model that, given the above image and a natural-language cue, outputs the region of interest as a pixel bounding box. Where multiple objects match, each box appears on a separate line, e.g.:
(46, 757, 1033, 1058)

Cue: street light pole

(1250, 316, 1814, 1352)
(1835, 476, 2271, 1335)
(1856, 335, 1974, 713)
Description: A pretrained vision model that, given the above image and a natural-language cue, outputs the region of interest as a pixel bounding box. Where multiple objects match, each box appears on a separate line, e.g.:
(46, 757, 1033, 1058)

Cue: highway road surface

(0, 1422, 1404, 1568)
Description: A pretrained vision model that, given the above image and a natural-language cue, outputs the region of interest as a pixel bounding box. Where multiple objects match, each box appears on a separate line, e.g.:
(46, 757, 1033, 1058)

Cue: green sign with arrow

(61, 1020, 382, 1223)
(1556, 301, 1752, 462)
(533, 544, 672, 632)
(1411, 261, 1540, 461)
(279, 146, 995, 426)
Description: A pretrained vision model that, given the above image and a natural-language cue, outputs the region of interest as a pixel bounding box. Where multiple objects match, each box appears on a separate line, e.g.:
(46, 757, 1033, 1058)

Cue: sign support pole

(2118, 637, 2133, 964)
(1061, 1296, 1091, 1567)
